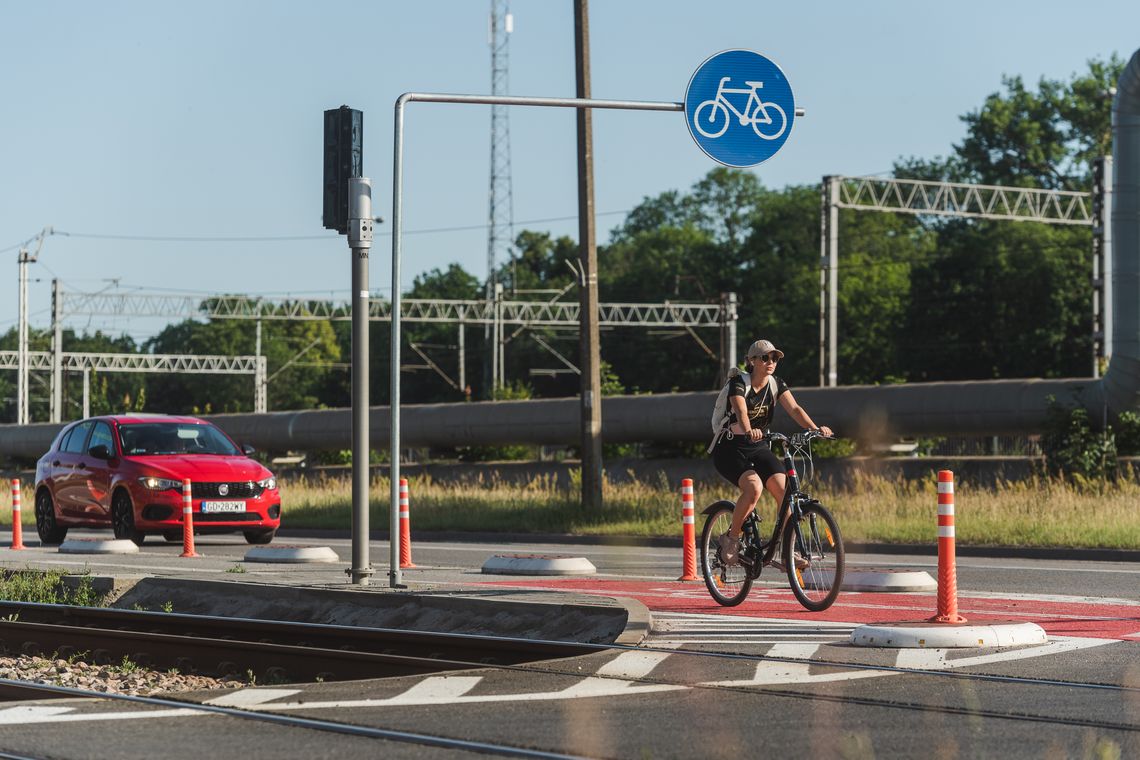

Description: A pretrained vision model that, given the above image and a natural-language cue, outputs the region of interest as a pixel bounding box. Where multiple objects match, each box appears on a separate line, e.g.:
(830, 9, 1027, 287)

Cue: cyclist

(712, 339, 833, 567)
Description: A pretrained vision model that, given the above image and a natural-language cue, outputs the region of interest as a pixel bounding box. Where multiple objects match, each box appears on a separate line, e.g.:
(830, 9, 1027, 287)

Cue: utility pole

(51, 279, 63, 423)
(574, 0, 603, 511)
(16, 228, 49, 425)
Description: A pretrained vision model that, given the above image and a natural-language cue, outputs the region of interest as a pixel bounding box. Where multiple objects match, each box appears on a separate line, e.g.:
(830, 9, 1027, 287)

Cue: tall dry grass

(2, 471, 1136, 548)
(276, 470, 1140, 549)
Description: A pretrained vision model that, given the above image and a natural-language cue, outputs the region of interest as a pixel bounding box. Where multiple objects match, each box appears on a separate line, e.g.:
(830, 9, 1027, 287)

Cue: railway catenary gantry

(50, 287, 738, 414)
(819, 169, 1111, 386)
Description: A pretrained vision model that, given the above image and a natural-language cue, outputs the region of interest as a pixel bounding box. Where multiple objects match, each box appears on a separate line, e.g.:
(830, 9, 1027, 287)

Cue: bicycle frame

(737, 434, 813, 574)
(713, 76, 771, 126)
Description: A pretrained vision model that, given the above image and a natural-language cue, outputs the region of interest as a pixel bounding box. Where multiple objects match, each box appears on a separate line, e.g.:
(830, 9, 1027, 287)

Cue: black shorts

(712, 438, 783, 486)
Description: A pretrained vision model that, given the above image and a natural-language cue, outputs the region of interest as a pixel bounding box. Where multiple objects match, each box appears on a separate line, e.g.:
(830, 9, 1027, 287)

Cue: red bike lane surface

(478, 579, 1140, 641)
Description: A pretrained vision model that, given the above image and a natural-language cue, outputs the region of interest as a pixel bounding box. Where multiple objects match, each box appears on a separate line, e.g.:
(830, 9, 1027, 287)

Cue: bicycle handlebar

(765, 429, 835, 447)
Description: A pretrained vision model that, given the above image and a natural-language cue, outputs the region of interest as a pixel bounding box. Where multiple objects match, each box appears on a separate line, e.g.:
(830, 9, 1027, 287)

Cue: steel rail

(0, 679, 587, 760)
(3, 602, 1134, 698)
(0, 601, 595, 664)
(0, 603, 596, 686)
(2, 625, 1136, 737)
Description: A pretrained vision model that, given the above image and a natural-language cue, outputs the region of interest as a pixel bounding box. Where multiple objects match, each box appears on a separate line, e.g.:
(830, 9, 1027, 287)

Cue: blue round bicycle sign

(684, 49, 796, 168)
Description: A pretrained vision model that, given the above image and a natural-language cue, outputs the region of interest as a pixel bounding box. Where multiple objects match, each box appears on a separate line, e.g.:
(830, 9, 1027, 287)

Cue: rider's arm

(729, 395, 763, 441)
(778, 391, 833, 437)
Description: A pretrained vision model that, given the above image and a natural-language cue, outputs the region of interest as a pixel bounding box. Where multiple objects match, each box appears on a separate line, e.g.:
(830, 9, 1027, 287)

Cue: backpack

(707, 368, 778, 453)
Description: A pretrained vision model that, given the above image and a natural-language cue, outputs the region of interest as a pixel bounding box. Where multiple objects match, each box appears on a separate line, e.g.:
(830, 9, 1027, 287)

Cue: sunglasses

(753, 353, 779, 363)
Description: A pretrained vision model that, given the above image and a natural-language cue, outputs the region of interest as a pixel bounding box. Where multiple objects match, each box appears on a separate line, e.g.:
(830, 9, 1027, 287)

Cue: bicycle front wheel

(700, 501, 753, 607)
(693, 100, 730, 138)
(783, 502, 844, 611)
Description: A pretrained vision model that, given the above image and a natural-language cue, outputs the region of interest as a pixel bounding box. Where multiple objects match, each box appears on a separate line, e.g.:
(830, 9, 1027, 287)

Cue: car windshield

(118, 423, 241, 456)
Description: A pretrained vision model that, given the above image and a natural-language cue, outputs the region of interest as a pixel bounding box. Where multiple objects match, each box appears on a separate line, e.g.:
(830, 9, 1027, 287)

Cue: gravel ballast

(1, 655, 249, 696)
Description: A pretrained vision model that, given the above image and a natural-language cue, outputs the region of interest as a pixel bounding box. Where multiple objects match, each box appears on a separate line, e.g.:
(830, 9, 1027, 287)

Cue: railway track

(0, 601, 596, 689)
(0, 603, 1136, 756)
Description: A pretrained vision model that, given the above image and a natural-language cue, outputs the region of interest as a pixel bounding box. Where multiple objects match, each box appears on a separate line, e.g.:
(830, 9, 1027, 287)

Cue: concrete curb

(244, 545, 340, 564)
(481, 554, 597, 576)
(834, 568, 937, 592)
(58, 539, 140, 555)
(850, 620, 1048, 648)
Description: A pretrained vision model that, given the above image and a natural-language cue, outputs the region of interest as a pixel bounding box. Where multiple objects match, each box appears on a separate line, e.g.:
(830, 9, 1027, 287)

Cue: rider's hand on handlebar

(818, 425, 834, 438)
(747, 428, 763, 442)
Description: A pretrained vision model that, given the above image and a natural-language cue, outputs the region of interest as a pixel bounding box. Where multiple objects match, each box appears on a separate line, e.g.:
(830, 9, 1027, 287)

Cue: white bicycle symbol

(693, 77, 787, 141)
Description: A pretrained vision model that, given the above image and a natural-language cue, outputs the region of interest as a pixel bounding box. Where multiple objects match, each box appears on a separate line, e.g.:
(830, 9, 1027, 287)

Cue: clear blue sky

(2, 0, 1138, 343)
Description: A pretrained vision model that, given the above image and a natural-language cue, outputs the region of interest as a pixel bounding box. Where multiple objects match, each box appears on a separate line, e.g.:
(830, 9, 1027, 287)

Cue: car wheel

(34, 489, 68, 545)
(111, 491, 145, 546)
(162, 529, 183, 543)
(243, 529, 276, 545)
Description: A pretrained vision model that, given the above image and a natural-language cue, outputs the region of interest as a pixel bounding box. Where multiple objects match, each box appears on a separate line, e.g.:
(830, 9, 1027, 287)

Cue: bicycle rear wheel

(783, 501, 844, 611)
(700, 501, 753, 607)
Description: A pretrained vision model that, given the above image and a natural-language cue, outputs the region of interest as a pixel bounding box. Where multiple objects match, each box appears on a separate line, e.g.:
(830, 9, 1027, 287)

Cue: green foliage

(1112, 411, 1140, 456)
(0, 570, 103, 606)
(809, 437, 856, 459)
(1040, 397, 1117, 479)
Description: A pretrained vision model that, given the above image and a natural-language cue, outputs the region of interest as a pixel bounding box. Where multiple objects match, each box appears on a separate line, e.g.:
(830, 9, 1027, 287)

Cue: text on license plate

(201, 501, 246, 513)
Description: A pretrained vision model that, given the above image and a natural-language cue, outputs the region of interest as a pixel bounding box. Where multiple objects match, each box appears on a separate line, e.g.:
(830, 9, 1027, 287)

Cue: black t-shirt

(726, 374, 789, 433)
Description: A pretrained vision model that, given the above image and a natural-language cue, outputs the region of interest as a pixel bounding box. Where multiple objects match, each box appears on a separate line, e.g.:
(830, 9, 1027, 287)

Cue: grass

(0, 569, 104, 606)
(3, 470, 1136, 550)
(278, 470, 1140, 550)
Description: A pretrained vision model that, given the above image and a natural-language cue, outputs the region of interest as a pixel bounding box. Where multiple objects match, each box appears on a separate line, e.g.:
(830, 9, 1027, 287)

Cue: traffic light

(323, 106, 364, 234)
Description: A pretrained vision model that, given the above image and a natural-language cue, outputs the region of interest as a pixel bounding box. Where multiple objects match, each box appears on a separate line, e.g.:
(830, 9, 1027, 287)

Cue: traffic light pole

(347, 178, 375, 585)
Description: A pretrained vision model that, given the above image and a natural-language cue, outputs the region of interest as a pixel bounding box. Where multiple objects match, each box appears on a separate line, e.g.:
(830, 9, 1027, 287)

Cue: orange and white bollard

(678, 478, 698, 581)
(930, 470, 966, 623)
(10, 479, 25, 550)
(180, 479, 199, 558)
(399, 478, 415, 568)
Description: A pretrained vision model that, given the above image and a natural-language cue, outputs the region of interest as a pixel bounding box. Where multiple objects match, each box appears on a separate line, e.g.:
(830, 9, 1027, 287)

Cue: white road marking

(205, 688, 302, 707)
(261, 679, 685, 709)
(894, 636, 1117, 671)
(384, 676, 482, 703)
(0, 706, 199, 724)
(0, 706, 77, 724)
(0, 635, 1119, 723)
(594, 650, 671, 679)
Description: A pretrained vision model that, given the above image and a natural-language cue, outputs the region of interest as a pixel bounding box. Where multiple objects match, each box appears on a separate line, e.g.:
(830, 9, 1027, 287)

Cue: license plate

(201, 501, 246, 513)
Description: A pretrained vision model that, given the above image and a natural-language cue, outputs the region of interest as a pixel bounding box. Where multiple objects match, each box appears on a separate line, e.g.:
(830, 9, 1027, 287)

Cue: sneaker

(717, 532, 740, 567)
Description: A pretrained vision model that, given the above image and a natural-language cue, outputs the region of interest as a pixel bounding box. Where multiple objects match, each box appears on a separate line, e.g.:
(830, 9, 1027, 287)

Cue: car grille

(191, 481, 263, 499)
(195, 511, 259, 523)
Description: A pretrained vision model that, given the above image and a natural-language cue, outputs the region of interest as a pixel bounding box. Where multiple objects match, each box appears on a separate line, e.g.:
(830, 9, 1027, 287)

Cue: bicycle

(699, 429, 845, 611)
(692, 76, 788, 141)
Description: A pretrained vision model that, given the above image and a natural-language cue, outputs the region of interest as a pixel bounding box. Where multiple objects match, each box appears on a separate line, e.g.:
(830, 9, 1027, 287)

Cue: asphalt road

(0, 532, 1136, 759)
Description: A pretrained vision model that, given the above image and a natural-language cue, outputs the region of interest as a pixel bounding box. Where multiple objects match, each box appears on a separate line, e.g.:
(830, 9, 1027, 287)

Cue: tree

(896, 56, 1121, 190)
(144, 299, 341, 414)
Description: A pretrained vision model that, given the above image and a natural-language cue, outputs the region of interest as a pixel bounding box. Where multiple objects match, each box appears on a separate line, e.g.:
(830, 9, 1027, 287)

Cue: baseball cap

(745, 339, 784, 360)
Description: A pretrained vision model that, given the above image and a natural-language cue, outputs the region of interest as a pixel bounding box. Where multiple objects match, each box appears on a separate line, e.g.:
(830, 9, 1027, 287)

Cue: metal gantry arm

(60, 291, 726, 327)
(818, 171, 1109, 386)
(0, 350, 265, 419)
(833, 175, 1094, 224)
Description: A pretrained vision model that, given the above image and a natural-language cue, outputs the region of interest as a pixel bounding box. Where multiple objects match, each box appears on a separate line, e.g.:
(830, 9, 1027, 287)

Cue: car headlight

(139, 476, 182, 491)
(257, 476, 277, 491)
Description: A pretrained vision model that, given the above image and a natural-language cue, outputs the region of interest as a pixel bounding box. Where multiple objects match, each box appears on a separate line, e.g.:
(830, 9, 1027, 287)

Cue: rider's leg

(729, 471, 764, 538)
(764, 472, 786, 515)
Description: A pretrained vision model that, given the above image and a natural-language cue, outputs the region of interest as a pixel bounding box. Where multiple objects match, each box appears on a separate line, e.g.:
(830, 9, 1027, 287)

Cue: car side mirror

(88, 444, 112, 460)
(242, 444, 256, 456)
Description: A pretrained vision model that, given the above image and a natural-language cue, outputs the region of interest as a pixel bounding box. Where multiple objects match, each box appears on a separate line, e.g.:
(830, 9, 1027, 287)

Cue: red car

(34, 414, 281, 546)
